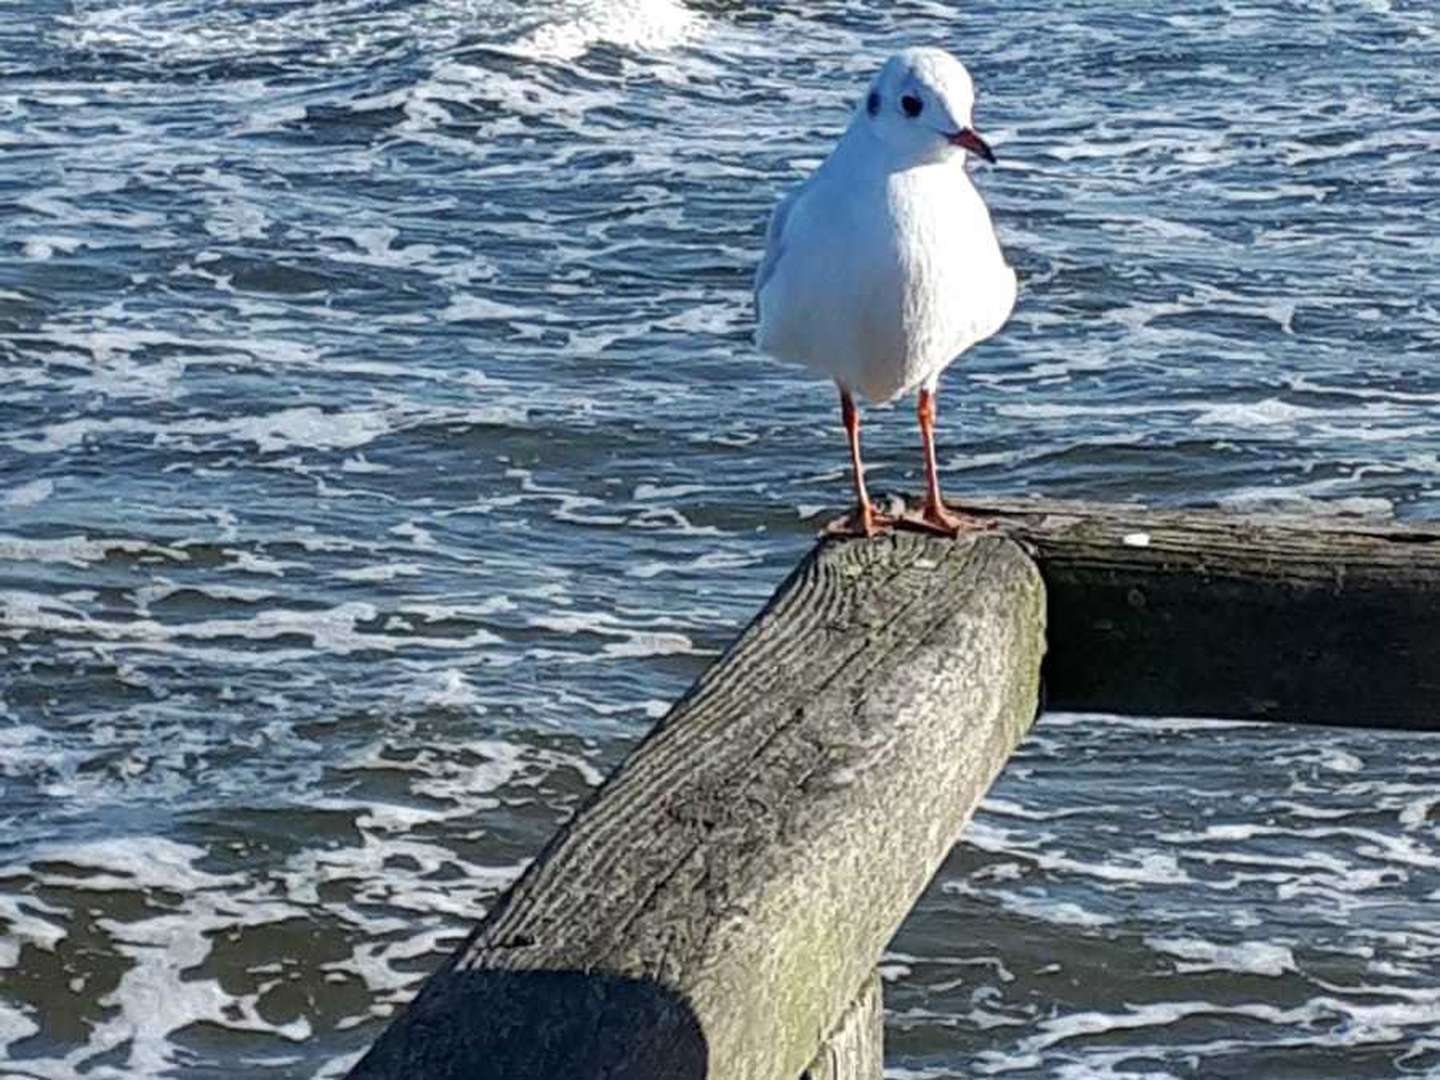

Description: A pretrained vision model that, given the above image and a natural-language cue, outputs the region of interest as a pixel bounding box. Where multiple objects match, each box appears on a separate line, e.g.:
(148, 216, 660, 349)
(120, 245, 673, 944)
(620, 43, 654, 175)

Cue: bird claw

(899, 502, 997, 537)
(822, 506, 897, 539)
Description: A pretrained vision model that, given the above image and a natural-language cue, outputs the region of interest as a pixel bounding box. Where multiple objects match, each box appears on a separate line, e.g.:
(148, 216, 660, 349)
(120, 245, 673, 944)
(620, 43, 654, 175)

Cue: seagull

(755, 47, 1016, 537)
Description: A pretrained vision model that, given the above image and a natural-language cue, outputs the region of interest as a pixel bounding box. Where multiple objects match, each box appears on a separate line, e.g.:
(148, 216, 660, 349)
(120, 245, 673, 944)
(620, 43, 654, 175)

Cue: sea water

(2, 1, 1439, 1076)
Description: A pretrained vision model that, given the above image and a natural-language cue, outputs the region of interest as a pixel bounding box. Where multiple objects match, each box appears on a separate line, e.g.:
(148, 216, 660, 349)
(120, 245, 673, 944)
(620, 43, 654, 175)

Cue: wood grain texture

(801, 976, 883, 1080)
(965, 498, 1440, 728)
(347, 532, 1046, 1080)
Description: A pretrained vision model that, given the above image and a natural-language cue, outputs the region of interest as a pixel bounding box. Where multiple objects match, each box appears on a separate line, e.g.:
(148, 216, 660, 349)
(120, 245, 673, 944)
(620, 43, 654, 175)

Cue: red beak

(949, 127, 996, 164)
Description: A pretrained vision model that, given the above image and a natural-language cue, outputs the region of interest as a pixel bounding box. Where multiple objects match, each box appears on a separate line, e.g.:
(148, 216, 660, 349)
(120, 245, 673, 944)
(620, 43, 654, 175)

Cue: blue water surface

(2, 1, 1439, 1076)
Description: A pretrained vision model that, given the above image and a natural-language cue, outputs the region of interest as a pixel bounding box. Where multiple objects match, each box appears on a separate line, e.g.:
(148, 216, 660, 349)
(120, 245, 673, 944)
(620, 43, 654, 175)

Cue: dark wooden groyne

(978, 498, 1440, 728)
(346, 500, 1440, 1080)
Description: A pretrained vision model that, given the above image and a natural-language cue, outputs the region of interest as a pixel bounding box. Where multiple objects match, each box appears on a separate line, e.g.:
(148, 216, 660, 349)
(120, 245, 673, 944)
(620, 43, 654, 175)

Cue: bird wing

(753, 179, 808, 320)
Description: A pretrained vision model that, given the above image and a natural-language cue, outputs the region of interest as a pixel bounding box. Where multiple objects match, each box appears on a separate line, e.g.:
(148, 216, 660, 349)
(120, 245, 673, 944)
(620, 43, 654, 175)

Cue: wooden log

(967, 498, 1440, 729)
(801, 975, 883, 1080)
(346, 532, 1046, 1080)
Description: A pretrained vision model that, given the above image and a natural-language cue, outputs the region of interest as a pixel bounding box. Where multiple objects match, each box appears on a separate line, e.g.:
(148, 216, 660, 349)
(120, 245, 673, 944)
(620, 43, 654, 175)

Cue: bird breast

(759, 161, 1012, 404)
(884, 166, 1010, 382)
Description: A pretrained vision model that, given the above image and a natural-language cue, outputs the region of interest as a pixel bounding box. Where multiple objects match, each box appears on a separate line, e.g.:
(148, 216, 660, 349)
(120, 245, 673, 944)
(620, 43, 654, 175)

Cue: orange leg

(825, 385, 893, 538)
(907, 388, 992, 535)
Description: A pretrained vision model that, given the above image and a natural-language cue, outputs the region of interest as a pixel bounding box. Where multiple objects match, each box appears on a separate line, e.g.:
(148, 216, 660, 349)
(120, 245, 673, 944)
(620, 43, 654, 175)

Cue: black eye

(901, 94, 923, 118)
(866, 91, 880, 116)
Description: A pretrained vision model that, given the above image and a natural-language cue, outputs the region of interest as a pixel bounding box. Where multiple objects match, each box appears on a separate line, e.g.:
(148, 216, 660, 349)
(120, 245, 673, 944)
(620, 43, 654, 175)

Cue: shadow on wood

(349, 970, 707, 1080)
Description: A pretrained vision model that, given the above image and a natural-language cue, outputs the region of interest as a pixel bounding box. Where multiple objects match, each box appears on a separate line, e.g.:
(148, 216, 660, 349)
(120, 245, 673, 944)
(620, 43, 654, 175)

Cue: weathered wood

(801, 975, 883, 1080)
(967, 498, 1440, 729)
(347, 533, 1045, 1080)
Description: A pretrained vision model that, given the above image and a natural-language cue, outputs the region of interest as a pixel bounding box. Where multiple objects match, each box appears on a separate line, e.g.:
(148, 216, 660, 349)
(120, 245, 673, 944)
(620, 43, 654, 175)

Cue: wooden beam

(801, 975, 883, 1080)
(970, 498, 1440, 729)
(346, 533, 1045, 1080)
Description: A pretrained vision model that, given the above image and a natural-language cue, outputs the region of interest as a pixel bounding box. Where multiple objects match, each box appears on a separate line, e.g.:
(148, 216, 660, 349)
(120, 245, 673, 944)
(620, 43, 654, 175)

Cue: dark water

(2, 1, 1438, 1076)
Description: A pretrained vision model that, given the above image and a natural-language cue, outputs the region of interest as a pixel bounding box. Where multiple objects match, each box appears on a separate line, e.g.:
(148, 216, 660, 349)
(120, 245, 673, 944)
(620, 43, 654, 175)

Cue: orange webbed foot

(822, 505, 897, 539)
(898, 500, 996, 537)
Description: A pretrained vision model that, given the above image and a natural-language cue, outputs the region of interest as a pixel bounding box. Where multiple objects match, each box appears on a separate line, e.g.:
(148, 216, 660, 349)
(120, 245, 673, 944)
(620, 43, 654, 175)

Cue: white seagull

(755, 47, 1016, 537)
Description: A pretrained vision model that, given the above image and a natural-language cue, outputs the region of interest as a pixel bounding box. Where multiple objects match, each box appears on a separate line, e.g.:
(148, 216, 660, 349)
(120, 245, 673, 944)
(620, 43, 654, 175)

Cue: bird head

(859, 47, 995, 166)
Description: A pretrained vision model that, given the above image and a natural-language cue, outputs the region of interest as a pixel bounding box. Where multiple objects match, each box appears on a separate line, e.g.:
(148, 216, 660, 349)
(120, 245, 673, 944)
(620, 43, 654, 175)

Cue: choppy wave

(892, 715, 1440, 1078)
(4, 0, 1440, 1074)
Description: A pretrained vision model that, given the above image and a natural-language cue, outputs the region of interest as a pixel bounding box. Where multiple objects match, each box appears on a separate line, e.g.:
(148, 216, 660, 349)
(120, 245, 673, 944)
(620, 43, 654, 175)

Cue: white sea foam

(0, 1004, 40, 1061)
(334, 562, 425, 583)
(626, 549, 761, 579)
(11, 1, 1440, 1075)
(14, 836, 242, 894)
(0, 890, 69, 966)
(1, 595, 503, 657)
(1145, 935, 1296, 977)
(955, 885, 1117, 929)
(964, 819, 1192, 887)
(399, 668, 484, 710)
(506, 0, 703, 61)
(0, 535, 187, 567)
(1194, 398, 1328, 427)
(1398, 795, 1440, 830)
(529, 611, 699, 659)
(1216, 487, 1395, 517)
(5, 406, 390, 455)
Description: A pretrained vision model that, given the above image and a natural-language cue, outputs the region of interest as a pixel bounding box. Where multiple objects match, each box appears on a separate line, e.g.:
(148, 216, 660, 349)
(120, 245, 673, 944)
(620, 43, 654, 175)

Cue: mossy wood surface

(347, 533, 1046, 1080)
(966, 499, 1440, 728)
